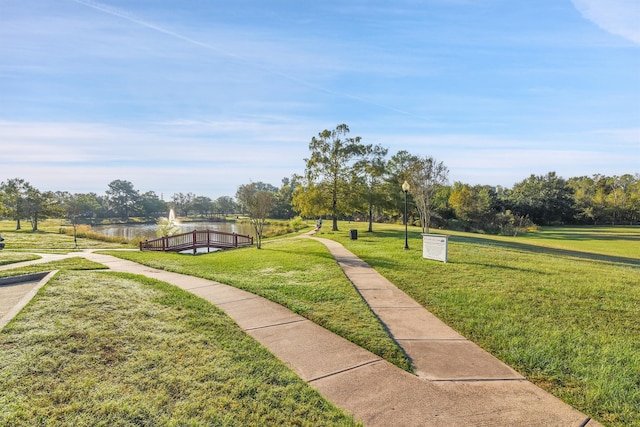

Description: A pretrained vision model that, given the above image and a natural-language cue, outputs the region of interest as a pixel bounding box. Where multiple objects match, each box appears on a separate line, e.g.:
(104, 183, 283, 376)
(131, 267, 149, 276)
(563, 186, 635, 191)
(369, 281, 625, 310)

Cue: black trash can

(350, 229, 358, 240)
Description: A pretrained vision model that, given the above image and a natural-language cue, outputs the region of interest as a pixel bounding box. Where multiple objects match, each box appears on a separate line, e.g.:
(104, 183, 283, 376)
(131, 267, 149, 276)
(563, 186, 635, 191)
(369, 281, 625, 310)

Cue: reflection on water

(93, 221, 256, 241)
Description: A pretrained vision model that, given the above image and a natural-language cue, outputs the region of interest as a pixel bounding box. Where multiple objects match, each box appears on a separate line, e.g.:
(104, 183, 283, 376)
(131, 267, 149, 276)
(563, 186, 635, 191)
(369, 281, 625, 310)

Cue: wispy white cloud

(1, 1, 638, 198)
(447, 147, 636, 187)
(571, 0, 640, 45)
(0, 119, 311, 198)
(362, 130, 640, 186)
(0, 120, 311, 165)
(66, 0, 432, 119)
(1, 119, 637, 196)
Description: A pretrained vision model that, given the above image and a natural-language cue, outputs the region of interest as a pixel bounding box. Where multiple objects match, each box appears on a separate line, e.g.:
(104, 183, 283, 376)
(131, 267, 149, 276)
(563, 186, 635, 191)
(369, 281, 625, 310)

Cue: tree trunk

(253, 221, 263, 249)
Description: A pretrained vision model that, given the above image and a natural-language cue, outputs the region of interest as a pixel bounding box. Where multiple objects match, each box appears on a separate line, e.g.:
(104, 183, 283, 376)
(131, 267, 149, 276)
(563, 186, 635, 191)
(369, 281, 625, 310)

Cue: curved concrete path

(0, 246, 601, 426)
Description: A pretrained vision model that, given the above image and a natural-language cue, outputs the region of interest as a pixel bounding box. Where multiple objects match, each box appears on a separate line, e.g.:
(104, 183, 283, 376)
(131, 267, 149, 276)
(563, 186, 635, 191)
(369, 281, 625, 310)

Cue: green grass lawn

(2, 222, 638, 425)
(102, 237, 411, 371)
(0, 267, 357, 426)
(0, 252, 41, 266)
(431, 225, 639, 262)
(0, 257, 109, 278)
(318, 223, 639, 426)
(520, 226, 640, 259)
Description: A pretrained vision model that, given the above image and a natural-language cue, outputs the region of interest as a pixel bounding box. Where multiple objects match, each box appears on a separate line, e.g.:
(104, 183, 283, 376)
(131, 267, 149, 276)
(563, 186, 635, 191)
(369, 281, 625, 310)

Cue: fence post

(162, 236, 166, 251)
(193, 230, 198, 254)
(234, 233, 238, 247)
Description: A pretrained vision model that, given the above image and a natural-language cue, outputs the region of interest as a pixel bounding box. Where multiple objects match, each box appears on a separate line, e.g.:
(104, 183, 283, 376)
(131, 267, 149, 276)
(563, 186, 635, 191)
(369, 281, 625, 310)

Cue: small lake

(93, 221, 256, 241)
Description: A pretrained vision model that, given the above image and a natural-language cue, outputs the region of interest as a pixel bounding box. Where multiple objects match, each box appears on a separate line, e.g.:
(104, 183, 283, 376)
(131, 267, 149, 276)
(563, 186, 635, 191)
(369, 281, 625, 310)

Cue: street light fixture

(402, 180, 410, 250)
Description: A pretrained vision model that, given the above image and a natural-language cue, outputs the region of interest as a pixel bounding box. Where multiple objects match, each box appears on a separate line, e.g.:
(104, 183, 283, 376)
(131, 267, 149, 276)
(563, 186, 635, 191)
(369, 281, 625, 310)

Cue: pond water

(93, 221, 256, 241)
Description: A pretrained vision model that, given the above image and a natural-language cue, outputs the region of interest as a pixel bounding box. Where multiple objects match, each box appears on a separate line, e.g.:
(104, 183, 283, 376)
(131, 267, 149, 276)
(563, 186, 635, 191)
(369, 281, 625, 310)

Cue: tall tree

(171, 192, 196, 217)
(57, 192, 101, 247)
(406, 156, 449, 233)
(139, 191, 168, 218)
(191, 196, 213, 218)
(608, 174, 637, 225)
(303, 124, 369, 231)
(567, 176, 597, 224)
(448, 182, 493, 229)
(383, 151, 420, 224)
(56, 192, 103, 220)
(0, 178, 29, 230)
(627, 174, 640, 224)
(292, 181, 329, 219)
(24, 185, 61, 231)
(507, 172, 574, 225)
(357, 144, 388, 232)
(106, 180, 139, 219)
(214, 196, 237, 216)
(271, 176, 300, 219)
(236, 182, 275, 249)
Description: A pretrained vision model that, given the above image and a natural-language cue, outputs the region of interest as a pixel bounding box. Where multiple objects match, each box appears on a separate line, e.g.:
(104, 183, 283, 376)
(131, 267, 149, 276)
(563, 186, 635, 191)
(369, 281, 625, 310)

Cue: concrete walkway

(310, 236, 524, 382)
(0, 245, 601, 426)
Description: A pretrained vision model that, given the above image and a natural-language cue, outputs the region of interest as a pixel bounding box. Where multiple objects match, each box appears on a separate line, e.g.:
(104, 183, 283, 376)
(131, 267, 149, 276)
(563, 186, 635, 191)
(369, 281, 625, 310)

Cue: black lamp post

(402, 180, 410, 250)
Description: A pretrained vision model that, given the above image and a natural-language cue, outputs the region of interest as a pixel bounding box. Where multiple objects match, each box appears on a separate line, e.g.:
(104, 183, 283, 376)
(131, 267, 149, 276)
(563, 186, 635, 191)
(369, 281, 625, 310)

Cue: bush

(156, 217, 179, 237)
(493, 211, 534, 236)
(289, 216, 306, 232)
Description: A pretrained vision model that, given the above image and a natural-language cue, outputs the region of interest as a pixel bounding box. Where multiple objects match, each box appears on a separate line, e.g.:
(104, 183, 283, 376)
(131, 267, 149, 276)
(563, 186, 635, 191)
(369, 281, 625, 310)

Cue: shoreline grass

(0, 221, 134, 251)
(0, 268, 358, 426)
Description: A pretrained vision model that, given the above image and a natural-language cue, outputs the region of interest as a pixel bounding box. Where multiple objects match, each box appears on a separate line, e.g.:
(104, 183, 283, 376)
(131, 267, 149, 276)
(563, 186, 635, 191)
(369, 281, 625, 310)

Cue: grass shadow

(451, 235, 640, 268)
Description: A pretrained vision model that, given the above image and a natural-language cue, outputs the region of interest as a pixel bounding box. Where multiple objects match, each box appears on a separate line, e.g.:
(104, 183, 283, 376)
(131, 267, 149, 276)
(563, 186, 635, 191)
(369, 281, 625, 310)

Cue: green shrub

(289, 216, 307, 232)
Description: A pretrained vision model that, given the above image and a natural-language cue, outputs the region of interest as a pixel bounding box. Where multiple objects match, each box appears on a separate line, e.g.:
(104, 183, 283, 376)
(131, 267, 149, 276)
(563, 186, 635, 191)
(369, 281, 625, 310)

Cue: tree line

(1, 124, 638, 234)
(290, 124, 639, 235)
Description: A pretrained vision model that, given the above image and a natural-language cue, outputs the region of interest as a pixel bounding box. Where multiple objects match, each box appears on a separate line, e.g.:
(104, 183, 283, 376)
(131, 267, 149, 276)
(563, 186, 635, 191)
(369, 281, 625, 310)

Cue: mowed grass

(3, 221, 638, 425)
(319, 223, 640, 426)
(519, 226, 640, 259)
(0, 257, 109, 278)
(444, 225, 639, 262)
(0, 252, 40, 266)
(103, 237, 411, 371)
(0, 268, 358, 426)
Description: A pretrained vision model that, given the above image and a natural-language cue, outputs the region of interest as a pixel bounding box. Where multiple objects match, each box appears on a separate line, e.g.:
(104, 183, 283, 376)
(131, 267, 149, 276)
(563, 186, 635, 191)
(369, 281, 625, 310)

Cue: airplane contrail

(70, 0, 420, 119)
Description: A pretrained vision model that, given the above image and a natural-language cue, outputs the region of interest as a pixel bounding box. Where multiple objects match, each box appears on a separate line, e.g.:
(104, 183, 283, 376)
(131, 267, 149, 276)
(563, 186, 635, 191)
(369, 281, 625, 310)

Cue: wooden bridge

(139, 229, 254, 254)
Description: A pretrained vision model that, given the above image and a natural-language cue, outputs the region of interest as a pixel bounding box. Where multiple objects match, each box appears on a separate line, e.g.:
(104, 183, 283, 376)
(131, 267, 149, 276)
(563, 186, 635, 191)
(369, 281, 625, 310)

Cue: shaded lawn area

(450, 225, 640, 263)
(321, 223, 639, 426)
(0, 269, 358, 426)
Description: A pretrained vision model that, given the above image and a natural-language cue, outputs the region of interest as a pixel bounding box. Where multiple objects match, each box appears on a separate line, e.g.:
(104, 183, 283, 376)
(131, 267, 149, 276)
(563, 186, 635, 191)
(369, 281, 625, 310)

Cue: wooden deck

(139, 229, 253, 254)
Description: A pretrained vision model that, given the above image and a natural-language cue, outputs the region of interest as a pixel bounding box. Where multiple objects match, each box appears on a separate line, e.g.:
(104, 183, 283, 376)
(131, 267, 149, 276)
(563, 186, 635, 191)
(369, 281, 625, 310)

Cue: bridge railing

(140, 229, 253, 253)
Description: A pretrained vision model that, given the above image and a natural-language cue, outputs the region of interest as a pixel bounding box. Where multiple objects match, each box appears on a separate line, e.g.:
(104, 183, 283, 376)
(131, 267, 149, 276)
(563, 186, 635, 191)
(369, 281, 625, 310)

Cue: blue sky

(1, 0, 638, 199)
